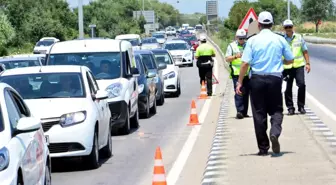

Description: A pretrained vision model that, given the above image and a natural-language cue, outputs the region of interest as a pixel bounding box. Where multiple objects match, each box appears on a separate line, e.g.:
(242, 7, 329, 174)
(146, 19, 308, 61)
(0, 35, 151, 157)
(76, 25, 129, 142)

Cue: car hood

(162, 64, 177, 75)
(169, 50, 189, 56)
(133, 46, 141, 50)
(25, 98, 87, 119)
(96, 78, 121, 90)
(141, 43, 160, 49)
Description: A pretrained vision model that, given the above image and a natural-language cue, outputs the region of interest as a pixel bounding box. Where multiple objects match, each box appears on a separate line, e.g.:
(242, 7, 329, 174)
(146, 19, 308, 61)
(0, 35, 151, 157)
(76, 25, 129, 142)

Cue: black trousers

(198, 67, 213, 95)
(283, 66, 306, 110)
(250, 75, 283, 152)
(232, 76, 250, 115)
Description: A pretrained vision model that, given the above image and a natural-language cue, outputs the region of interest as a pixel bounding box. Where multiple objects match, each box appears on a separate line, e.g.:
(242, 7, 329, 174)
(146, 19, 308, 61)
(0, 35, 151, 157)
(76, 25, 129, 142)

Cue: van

(115, 34, 142, 51)
(46, 39, 140, 135)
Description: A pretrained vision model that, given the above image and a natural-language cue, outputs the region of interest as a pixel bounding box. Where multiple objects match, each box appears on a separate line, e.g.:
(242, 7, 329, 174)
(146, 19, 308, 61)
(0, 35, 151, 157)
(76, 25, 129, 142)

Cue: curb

(303, 36, 336, 45)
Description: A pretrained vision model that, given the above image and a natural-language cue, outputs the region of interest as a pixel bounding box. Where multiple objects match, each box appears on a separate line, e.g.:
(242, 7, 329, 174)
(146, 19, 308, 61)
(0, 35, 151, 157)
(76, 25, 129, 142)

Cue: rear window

(135, 55, 145, 74)
(0, 59, 41, 70)
(141, 54, 156, 69)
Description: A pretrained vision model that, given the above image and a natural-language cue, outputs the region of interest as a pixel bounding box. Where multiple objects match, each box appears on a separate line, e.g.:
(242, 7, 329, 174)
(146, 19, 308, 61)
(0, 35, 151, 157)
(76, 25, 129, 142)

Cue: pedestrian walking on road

(195, 35, 216, 96)
(282, 19, 311, 115)
(235, 11, 294, 156)
(225, 29, 250, 119)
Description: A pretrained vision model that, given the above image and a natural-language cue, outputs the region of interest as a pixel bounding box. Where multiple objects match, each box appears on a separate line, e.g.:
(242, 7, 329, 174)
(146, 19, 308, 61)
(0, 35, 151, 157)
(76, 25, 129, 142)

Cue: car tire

(130, 108, 139, 128)
(101, 122, 112, 158)
(86, 131, 100, 169)
(157, 91, 165, 106)
(150, 97, 157, 114)
(120, 107, 131, 135)
(142, 96, 151, 118)
(189, 63, 193, 67)
(173, 81, 181, 97)
(44, 161, 52, 185)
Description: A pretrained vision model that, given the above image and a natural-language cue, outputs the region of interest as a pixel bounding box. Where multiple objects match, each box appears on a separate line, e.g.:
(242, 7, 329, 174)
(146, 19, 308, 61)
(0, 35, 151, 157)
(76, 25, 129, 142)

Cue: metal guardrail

(303, 36, 336, 45)
(206, 35, 230, 72)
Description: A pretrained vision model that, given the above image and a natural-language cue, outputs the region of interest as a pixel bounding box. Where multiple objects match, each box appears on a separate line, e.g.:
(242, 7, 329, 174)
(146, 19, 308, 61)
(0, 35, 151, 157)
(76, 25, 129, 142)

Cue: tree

(0, 11, 15, 45)
(302, 0, 334, 32)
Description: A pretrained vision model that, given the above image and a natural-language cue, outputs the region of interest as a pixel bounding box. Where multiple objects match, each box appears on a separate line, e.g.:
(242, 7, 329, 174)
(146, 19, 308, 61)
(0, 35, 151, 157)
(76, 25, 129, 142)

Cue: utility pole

(287, 0, 290, 20)
(78, 0, 84, 39)
(142, 0, 145, 12)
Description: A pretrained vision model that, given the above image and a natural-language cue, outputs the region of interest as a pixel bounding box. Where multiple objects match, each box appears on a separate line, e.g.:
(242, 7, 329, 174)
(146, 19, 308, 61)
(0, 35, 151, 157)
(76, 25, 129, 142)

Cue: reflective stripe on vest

(284, 33, 305, 69)
(229, 42, 249, 77)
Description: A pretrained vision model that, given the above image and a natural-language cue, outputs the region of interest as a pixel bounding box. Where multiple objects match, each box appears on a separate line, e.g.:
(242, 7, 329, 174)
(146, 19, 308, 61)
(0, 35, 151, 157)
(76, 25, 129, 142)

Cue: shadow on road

(239, 151, 295, 157)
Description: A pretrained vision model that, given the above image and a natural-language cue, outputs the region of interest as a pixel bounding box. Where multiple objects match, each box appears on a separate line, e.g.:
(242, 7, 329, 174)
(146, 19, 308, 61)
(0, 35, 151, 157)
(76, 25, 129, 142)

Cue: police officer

(236, 11, 294, 155)
(225, 29, 250, 119)
(282, 19, 311, 115)
(195, 35, 216, 96)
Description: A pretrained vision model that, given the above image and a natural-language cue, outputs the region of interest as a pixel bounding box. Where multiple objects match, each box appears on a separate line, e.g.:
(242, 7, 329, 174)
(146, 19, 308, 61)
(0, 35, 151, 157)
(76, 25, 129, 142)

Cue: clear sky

(66, 0, 302, 18)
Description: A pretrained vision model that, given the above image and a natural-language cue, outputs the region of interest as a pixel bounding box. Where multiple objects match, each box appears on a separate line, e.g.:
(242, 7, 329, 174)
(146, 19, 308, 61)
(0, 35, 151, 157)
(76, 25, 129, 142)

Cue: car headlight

(153, 75, 159, 83)
(163, 71, 176, 80)
(0, 147, 10, 172)
(60, 111, 87, 127)
(138, 84, 145, 93)
(106, 83, 123, 98)
(184, 52, 191, 57)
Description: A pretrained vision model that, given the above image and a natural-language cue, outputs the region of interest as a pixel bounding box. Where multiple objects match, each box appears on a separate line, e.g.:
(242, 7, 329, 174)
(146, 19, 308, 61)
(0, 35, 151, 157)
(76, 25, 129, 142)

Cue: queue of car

(0, 25, 201, 184)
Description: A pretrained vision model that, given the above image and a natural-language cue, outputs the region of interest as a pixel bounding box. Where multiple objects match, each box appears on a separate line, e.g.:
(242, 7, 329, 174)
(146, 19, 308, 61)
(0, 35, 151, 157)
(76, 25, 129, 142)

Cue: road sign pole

(287, 0, 290, 20)
(78, 0, 84, 39)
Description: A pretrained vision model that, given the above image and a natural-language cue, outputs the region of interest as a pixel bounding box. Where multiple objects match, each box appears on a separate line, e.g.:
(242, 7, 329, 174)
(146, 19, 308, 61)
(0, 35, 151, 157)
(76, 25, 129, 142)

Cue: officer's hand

(305, 64, 311, 73)
(236, 83, 243, 95)
(235, 53, 242, 58)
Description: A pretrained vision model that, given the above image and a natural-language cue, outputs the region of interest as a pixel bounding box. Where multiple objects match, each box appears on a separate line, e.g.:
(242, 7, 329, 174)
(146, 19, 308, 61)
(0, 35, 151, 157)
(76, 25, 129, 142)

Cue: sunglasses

(284, 26, 293, 29)
(238, 38, 246, 40)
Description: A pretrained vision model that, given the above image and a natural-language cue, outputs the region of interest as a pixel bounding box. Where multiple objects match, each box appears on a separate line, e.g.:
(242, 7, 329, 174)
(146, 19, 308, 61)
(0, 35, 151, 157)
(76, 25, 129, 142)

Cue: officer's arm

(301, 38, 310, 65)
(211, 48, 216, 57)
(282, 38, 294, 64)
(195, 48, 200, 59)
(225, 45, 235, 62)
(238, 41, 252, 84)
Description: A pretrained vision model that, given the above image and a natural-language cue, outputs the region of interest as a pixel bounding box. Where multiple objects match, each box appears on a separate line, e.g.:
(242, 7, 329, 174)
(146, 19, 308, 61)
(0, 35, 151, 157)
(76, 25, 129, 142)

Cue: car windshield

(134, 55, 145, 74)
(36, 40, 55, 46)
(180, 30, 190, 34)
(0, 109, 3, 132)
(48, 52, 121, 80)
(153, 53, 173, 65)
(153, 34, 165, 39)
(0, 59, 41, 70)
(164, 43, 188, 50)
(140, 54, 156, 69)
(122, 39, 139, 46)
(0, 73, 85, 99)
(188, 28, 195, 30)
(186, 35, 197, 41)
(196, 26, 202, 29)
(142, 38, 158, 44)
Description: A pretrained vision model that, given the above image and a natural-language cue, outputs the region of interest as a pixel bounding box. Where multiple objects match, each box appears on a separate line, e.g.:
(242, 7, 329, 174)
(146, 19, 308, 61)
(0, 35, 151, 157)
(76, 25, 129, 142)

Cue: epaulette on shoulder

(246, 33, 257, 40)
(274, 32, 285, 37)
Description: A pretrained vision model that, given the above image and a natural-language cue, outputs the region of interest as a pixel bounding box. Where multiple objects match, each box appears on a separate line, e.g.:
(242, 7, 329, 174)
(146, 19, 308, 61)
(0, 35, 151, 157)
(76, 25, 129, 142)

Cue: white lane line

(166, 57, 220, 185)
(306, 92, 336, 122)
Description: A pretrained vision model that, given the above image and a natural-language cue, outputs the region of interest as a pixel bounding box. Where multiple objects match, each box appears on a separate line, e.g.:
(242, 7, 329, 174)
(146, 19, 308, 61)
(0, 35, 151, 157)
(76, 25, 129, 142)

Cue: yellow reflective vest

(284, 33, 305, 69)
(228, 41, 249, 78)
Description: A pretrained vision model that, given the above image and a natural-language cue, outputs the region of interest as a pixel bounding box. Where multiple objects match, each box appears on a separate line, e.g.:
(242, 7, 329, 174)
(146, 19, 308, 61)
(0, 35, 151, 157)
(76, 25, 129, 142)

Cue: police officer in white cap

(236, 11, 294, 156)
(225, 29, 250, 119)
(282, 19, 311, 115)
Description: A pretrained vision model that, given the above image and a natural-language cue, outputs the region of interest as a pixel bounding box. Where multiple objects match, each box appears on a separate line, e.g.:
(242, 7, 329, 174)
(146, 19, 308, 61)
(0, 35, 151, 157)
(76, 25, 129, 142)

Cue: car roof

(134, 50, 154, 54)
(165, 40, 187, 44)
(115, 34, 140, 39)
(48, 39, 131, 54)
(0, 54, 45, 61)
(151, 49, 169, 54)
(0, 65, 86, 76)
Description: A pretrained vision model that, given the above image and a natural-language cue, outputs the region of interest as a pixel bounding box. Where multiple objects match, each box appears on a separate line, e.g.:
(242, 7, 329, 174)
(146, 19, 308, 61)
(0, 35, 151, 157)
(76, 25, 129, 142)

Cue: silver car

(0, 54, 44, 72)
(141, 37, 161, 50)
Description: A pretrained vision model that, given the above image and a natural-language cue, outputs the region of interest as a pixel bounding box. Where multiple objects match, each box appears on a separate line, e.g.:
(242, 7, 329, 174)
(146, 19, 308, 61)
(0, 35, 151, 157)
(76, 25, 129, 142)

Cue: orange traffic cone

(198, 81, 209, 99)
(152, 147, 167, 185)
(188, 100, 200, 126)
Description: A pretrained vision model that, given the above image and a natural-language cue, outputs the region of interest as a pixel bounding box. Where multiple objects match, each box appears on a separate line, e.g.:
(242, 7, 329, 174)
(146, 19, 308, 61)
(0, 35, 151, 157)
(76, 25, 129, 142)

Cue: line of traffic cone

(152, 147, 167, 185)
(188, 99, 200, 126)
(198, 81, 208, 99)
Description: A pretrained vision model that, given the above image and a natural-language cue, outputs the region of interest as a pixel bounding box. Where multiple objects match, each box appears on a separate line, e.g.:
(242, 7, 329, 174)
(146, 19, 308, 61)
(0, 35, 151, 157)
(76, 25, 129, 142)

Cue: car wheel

(173, 80, 181, 97)
(120, 107, 130, 135)
(44, 161, 51, 185)
(150, 96, 157, 114)
(130, 108, 139, 128)
(157, 91, 165, 106)
(101, 122, 112, 158)
(86, 131, 100, 169)
(142, 96, 150, 118)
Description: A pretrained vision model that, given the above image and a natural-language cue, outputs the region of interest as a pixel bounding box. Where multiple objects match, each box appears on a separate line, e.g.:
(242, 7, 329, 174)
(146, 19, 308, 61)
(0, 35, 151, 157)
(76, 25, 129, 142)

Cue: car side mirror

(131, 67, 140, 77)
(158, 63, 167, 70)
(147, 72, 156, 78)
(95, 90, 109, 100)
(14, 117, 41, 135)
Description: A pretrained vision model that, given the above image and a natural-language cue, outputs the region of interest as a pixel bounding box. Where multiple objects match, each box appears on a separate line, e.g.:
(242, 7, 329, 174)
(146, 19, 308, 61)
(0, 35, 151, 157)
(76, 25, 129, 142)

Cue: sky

(67, 0, 302, 18)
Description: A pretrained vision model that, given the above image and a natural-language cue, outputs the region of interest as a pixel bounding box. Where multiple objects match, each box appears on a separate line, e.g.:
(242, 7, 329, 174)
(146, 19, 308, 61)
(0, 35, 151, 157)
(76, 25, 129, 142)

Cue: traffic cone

(198, 81, 209, 99)
(152, 147, 167, 185)
(188, 100, 200, 126)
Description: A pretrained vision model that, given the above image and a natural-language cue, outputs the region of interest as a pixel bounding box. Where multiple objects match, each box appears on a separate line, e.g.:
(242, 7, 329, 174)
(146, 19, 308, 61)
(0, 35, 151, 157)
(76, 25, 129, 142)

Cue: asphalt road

(304, 43, 336, 114)
(50, 64, 204, 185)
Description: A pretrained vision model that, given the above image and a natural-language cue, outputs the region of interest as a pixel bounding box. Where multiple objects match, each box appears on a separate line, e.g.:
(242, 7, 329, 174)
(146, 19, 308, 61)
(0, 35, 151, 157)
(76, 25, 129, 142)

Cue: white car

(0, 83, 51, 185)
(187, 27, 196, 35)
(33, 37, 60, 54)
(46, 39, 140, 135)
(151, 49, 181, 97)
(115, 34, 142, 50)
(0, 54, 44, 72)
(165, 27, 177, 37)
(141, 37, 161, 50)
(152, 33, 166, 44)
(0, 65, 113, 169)
(163, 40, 194, 67)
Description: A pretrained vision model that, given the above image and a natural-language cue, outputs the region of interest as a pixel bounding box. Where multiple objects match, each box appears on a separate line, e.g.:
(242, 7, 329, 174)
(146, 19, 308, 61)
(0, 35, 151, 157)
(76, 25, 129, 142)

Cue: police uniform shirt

(195, 43, 215, 57)
(241, 29, 294, 77)
(225, 41, 245, 57)
(284, 32, 308, 52)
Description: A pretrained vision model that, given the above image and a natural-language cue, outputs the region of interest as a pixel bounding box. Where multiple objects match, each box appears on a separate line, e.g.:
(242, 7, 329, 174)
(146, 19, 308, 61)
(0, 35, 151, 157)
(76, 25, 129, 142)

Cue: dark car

(180, 30, 191, 35)
(134, 50, 167, 106)
(134, 53, 157, 117)
(179, 34, 199, 50)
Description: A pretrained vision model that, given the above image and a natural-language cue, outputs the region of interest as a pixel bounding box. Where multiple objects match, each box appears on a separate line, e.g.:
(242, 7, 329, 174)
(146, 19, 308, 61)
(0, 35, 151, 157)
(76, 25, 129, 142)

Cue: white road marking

(306, 92, 336, 122)
(166, 57, 220, 185)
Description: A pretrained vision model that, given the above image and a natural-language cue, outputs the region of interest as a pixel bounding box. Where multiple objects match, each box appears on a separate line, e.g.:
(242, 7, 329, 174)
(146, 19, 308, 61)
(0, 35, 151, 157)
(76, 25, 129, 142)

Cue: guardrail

(303, 36, 336, 45)
(206, 35, 230, 71)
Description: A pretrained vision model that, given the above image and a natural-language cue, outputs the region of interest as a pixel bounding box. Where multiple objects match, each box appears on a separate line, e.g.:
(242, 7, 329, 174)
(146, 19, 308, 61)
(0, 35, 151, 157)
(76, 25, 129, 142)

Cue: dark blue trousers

(232, 76, 250, 115)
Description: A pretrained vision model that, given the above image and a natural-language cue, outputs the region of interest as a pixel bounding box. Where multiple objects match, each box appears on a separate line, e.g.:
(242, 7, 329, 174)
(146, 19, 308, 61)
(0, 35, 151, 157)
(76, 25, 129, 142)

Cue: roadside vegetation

(0, 0, 180, 56)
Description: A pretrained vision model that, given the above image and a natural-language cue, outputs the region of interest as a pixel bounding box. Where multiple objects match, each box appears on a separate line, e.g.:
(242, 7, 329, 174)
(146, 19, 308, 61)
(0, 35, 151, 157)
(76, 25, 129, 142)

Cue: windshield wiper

(38, 96, 71, 99)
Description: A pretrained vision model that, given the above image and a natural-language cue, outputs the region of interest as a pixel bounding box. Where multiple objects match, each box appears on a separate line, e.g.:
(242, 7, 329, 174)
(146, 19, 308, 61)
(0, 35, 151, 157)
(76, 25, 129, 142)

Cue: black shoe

(257, 150, 268, 156)
(236, 112, 244, 119)
(207, 93, 212, 96)
(270, 136, 280, 154)
(243, 114, 249, 118)
(288, 109, 295, 115)
(298, 107, 306, 114)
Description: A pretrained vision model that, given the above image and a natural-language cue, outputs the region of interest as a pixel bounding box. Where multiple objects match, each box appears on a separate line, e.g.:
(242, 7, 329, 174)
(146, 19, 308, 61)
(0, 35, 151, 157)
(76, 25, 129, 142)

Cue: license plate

(45, 135, 49, 145)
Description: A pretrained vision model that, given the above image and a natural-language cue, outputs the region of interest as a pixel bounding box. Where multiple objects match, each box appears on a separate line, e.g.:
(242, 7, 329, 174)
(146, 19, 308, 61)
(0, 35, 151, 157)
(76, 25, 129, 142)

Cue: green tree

(302, 0, 334, 32)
